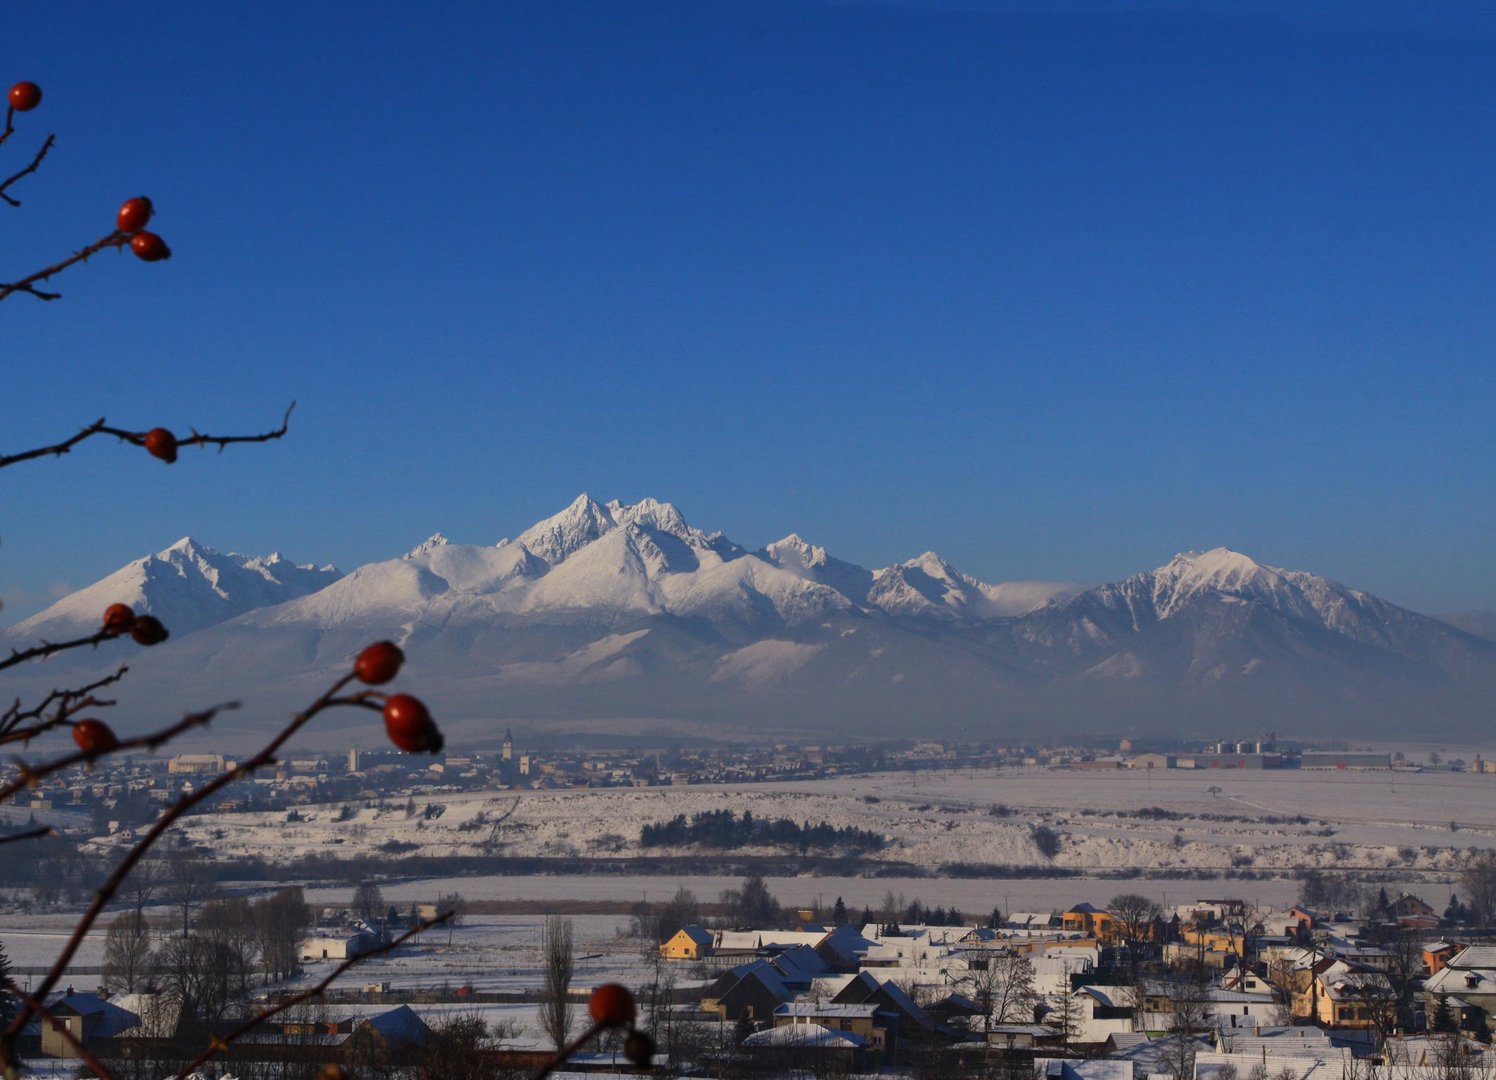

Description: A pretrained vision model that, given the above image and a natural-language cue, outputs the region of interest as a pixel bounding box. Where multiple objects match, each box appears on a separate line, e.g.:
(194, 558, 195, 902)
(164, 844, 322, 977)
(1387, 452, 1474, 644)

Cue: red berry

(72, 719, 119, 755)
(354, 641, 404, 685)
(8, 82, 41, 112)
(130, 231, 171, 262)
(143, 427, 178, 464)
(588, 983, 636, 1028)
(102, 603, 136, 635)
(117, 197, 154, 233)
(130, 615, 169, 646)
(383, 694, 441, 753)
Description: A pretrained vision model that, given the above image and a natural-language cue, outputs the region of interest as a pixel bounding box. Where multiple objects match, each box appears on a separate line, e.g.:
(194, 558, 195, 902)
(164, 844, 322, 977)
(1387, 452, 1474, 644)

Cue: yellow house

(1062, 903, 1115, 940)
(660, 925, 715, 961)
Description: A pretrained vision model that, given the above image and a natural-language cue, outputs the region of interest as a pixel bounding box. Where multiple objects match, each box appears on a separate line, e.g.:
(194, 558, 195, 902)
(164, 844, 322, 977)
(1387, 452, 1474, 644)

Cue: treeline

(640, 810, 887, 854)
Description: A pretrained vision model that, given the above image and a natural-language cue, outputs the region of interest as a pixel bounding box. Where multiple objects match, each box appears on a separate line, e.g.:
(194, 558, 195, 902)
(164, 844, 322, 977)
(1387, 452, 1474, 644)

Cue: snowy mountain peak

(513, 493, 618, 565)
(763, 533, 828, 569)
(905, 551, 960, 578)
(403, 533, 451, 561)
(4, 539, 343, 642)
(608, 497, 692, 538)
(1150, 548, 1285, 616)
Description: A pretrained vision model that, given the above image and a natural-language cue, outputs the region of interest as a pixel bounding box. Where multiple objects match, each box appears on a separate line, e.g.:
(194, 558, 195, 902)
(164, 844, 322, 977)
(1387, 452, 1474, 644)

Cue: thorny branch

(3, 672, 374, 1049)
(0, 703, 231, 805)
(0, 104, 19, 148)
(0, 665, 127, 745)
(0, 229, 131, 302)
(531, 1021, 609, 1080)
(0, 131, 54, 207)
(0, 824, 52, 847)
(0, 402, 296, 470)
(0, 627, 121, 674)
(170, 912, 455, 1080)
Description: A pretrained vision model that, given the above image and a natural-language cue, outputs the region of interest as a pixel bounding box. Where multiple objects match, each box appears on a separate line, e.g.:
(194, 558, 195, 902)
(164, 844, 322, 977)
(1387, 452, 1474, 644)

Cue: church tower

(502, 728, 513, 762)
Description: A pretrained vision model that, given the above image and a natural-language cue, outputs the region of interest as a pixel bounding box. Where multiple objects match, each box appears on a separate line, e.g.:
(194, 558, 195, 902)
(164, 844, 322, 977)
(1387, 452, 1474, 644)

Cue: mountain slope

(5, 506, 1492, 744)
(3, 538, 341, 641)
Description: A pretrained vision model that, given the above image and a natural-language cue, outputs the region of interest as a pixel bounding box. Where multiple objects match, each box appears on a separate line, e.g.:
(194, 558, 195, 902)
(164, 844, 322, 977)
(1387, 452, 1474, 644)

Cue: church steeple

(502, 728, 513, 761)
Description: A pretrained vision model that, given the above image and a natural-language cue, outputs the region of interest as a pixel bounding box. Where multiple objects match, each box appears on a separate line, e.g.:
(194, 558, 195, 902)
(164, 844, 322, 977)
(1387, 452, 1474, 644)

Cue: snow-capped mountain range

(4, 494, 1492, 744)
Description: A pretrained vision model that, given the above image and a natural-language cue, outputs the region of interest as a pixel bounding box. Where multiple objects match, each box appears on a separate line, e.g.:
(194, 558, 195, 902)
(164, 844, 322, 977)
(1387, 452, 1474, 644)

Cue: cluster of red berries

(7, 82, 168, 261)
(102, 603, 169, 645)
(588, 983, 654, 1066)
(353, 642, 443, 754)
(115, 195, 171, 262)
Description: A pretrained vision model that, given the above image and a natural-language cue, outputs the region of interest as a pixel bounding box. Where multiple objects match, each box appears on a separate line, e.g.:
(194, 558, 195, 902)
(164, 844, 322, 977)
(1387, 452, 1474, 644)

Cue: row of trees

(101, 886, 312, 1019)
(639, 809, 887, 854)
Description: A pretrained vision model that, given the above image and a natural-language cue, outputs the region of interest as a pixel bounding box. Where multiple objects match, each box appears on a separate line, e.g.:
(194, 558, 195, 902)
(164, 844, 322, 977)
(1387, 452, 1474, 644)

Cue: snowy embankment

(117, 766, 1496, 882)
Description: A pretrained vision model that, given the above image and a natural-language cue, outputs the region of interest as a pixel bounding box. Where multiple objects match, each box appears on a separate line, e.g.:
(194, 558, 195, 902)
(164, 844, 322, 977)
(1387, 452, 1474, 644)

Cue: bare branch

(531, 1020, 607, 1080)
(0, 703, 231, 805)
(0, 978, 113, 1079)
(0, 665, 128, 745)
(0, 627, 121, 673)
(0, 402, 295, 470)
(170, 912, 455, 1080)
(0, 824, 52, 846)
(7, 673, 370, 1038)
(0, 132, 55, 207)
(0, 230, 131, 303)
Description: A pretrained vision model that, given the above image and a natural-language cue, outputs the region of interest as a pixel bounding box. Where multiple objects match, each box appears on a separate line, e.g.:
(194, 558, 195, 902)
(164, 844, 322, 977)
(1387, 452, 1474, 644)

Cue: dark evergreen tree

(989, 906, 1004, 929)
(860, 906, 875, 927)
(832, 897, 848, 927)
(1431, 995, 1456, 1033)
(0, 938, 14, 1028)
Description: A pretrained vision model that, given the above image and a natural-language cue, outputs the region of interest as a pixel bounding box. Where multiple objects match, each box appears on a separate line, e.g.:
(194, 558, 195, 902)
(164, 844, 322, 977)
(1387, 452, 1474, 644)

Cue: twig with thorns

(0, 402, 295, 470)
(170, 913, 455, 1080)
(0, 665, 127, 745)
(1, 672, 393, 1053)
(0, 703, 231, 804)
(0, 131, 53, 207)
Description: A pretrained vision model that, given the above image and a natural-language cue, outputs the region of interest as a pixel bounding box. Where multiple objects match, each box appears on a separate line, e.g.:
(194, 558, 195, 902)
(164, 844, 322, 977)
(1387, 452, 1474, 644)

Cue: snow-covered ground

(124, 765, 1496, 883)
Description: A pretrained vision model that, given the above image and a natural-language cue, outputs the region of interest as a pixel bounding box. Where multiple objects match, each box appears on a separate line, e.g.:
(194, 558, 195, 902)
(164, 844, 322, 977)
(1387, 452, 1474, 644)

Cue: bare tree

(1108, 892, 1162, 984)
(720, 875, 781, 927)
(1165, 979, 1209, 1080)
(435, 891, 466, 945)
(196, 896, 257, 1001)
(539, 914, 575, 1050)
(100, 910, 153, 994)
(159, 849, 216, 938)
(972, 950, 1037, 1035)
(251, 886, 310, 983)
(123, 857, 164, 920)
(352, 881, 386, 926)
(1459, 852, 1496, 926)
(656, 886, 702, 943)
(153, 934, 247, 1025)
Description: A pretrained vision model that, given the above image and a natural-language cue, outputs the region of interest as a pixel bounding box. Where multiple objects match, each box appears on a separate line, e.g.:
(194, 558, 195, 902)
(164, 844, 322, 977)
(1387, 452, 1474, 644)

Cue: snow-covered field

(5, 766, 1486, 1023)
(133, 766, 1496, 883)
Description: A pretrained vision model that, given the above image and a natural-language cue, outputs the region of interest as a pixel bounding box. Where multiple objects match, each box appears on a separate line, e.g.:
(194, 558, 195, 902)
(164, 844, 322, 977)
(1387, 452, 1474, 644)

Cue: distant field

(131, 765, 1494, 889)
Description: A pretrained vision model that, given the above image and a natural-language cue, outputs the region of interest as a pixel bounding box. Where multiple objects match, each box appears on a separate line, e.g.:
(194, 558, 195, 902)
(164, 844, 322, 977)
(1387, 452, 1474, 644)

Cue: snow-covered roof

(1034, 1056, 1134, 1080)
(1449, 946, 1496, 970)
(358, 1004, 428, 1046)
(775, 1003, 880, 1019)
(743, 1021, 866, 1049)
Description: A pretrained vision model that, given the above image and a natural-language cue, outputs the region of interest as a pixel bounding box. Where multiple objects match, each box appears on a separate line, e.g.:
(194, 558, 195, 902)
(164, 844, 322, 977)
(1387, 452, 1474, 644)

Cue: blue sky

(3, 1, 1493, 619)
